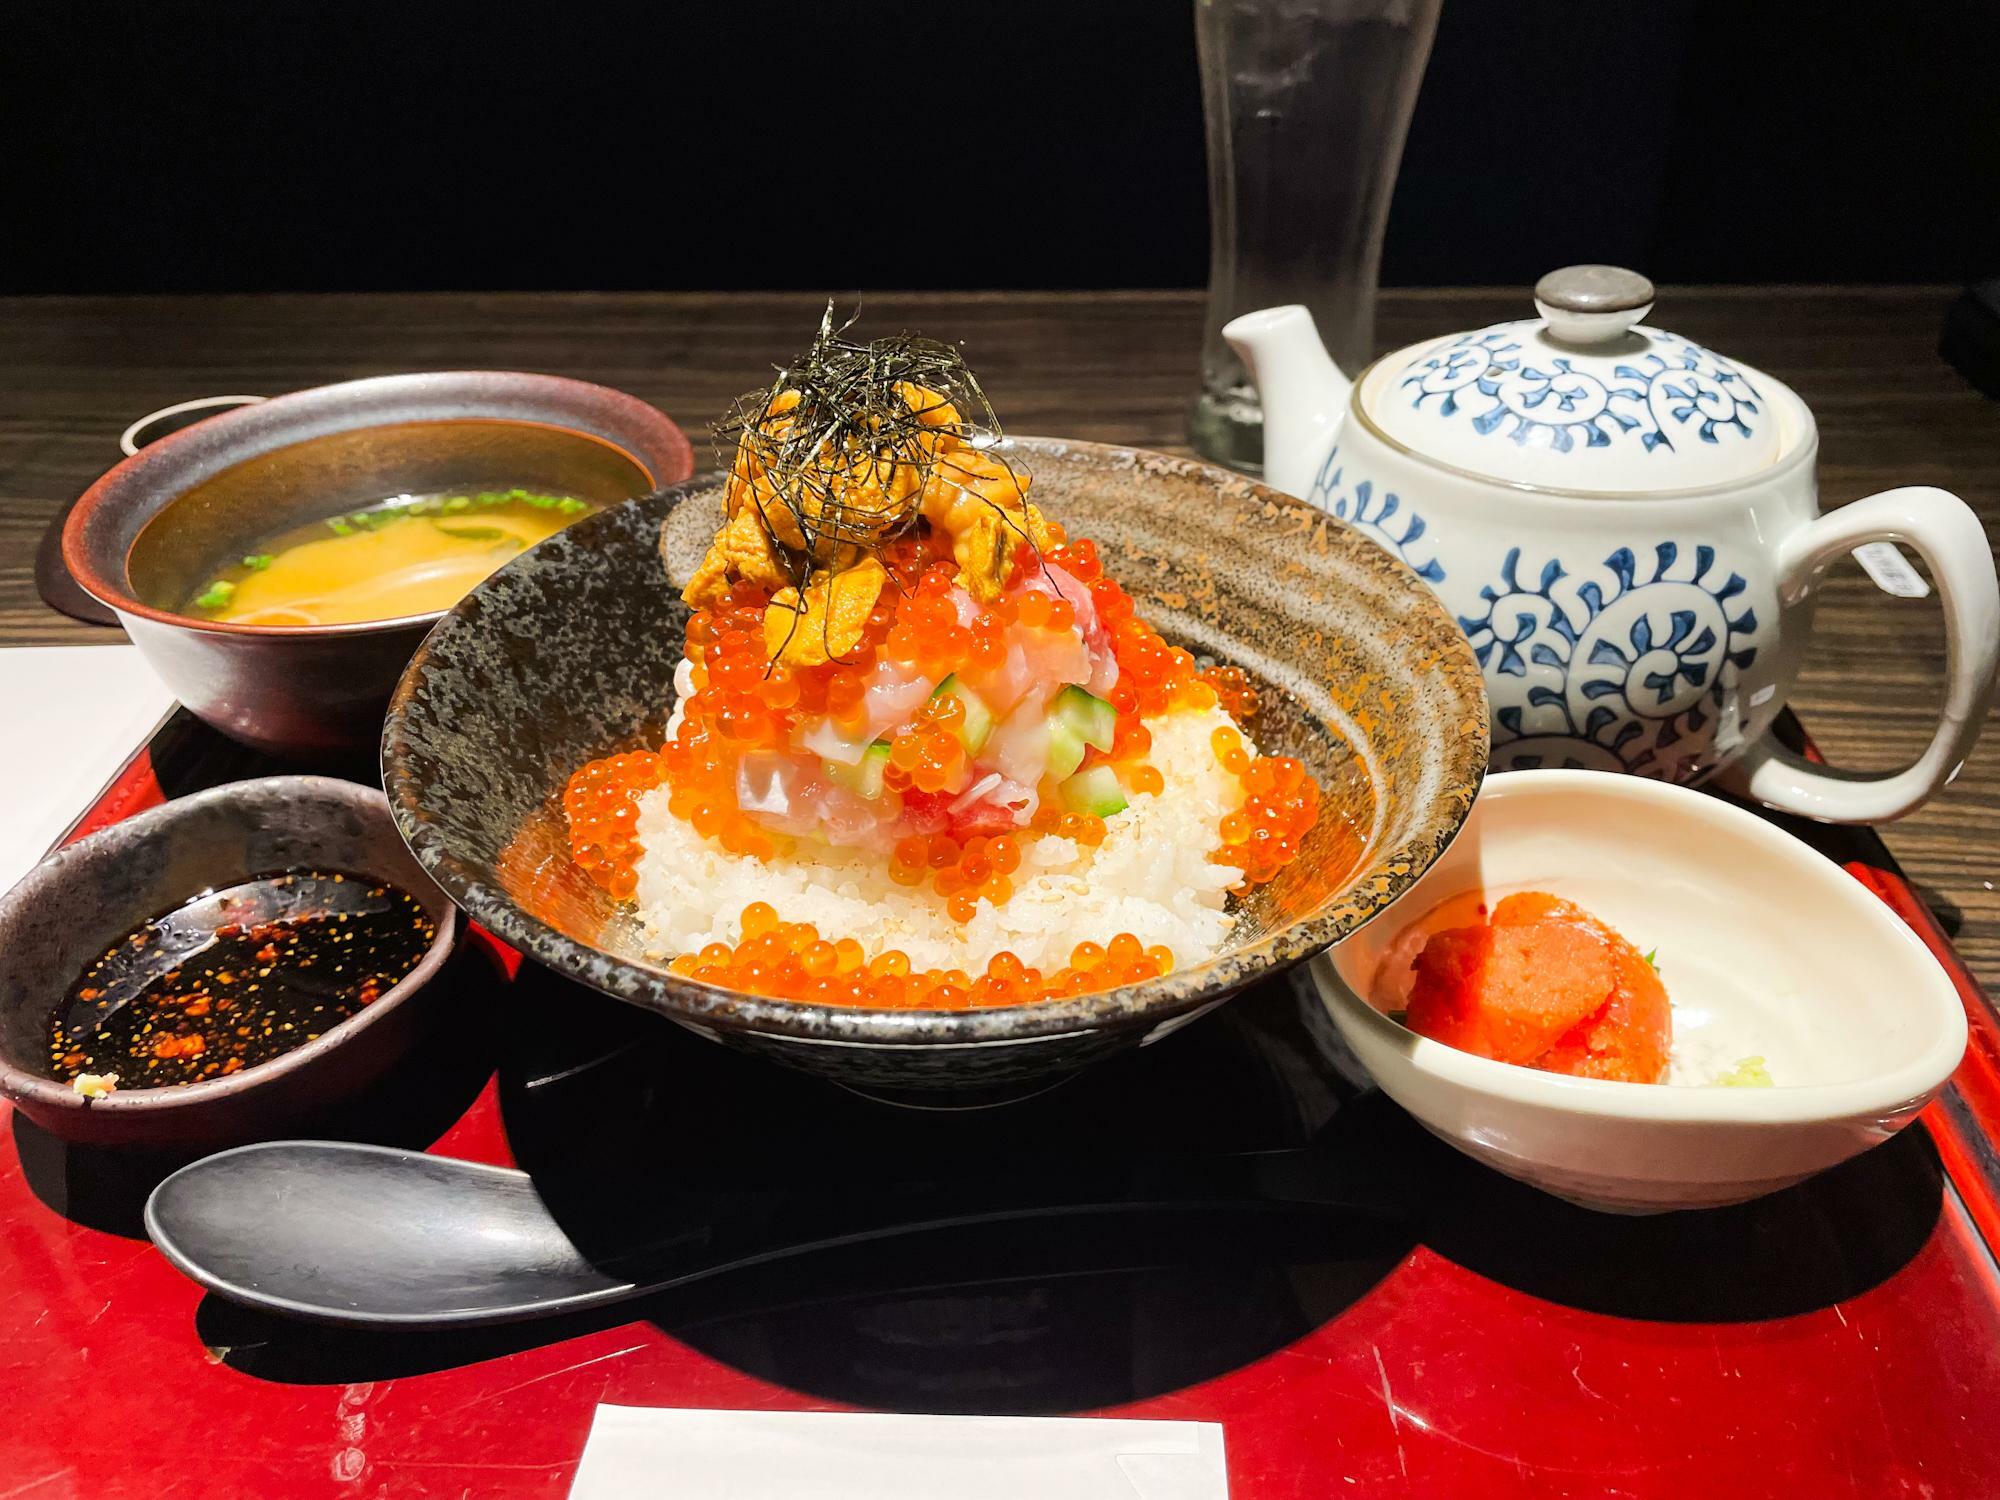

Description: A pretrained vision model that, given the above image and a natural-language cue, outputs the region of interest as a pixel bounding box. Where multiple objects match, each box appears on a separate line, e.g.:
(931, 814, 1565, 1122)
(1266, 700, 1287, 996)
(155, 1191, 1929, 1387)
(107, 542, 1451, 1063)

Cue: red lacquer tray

(4, 710, 1999, 1499)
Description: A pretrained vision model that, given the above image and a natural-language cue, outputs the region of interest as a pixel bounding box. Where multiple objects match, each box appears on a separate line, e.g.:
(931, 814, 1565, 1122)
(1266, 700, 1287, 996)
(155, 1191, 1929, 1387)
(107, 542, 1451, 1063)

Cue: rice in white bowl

(630, 705, 1250, 974)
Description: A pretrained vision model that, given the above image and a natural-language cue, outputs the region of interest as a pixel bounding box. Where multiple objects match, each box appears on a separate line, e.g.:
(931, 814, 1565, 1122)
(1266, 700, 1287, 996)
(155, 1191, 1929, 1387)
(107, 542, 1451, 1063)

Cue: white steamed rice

(630, 705, 1250, 973)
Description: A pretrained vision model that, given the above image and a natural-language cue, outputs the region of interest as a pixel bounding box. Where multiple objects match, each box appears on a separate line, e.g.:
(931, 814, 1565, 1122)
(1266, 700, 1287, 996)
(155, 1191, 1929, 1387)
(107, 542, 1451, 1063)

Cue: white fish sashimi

(737, 751, 804, 818)
(798, 663, 936, 764)
(1015, 625, 1090, 688)
(948, 772, 1005, 815)
(798, 717, 873, 766)
(1020, 562, 1118, 694)
(1085, 642, 1120, 698)
(971, 640, 1038, 717)
(860, 659, 935, 738)
(742, 750, 899, 849)
(817, 782, 897, 851)
(985, 692, 1057, 788)
(987, 774, 1039, 825)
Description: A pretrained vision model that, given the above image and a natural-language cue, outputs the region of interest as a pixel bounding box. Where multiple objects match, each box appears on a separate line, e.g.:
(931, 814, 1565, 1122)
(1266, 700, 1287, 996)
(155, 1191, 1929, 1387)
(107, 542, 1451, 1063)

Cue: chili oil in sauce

(46, 869, 436, 1088)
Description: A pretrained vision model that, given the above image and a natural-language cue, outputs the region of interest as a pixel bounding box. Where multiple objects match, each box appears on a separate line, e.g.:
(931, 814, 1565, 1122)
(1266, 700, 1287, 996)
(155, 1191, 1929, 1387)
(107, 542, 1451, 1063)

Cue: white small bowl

(1313, 771, 1966, 1214)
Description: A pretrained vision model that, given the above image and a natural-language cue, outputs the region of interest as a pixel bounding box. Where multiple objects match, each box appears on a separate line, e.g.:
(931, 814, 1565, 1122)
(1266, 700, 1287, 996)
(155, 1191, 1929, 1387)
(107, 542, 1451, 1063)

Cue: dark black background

(6, 1, 1995, 295)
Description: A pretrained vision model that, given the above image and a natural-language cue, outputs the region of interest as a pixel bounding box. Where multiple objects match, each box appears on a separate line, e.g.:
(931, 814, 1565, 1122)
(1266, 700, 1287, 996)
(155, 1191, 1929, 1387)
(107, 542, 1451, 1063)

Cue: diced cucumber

(931, 674, 994, 753)
(1054, 684, 1117, 752)
(1045, 716, 1088, 780)
(1058, 764, 1128, 818)
(824, 740, 892, 799)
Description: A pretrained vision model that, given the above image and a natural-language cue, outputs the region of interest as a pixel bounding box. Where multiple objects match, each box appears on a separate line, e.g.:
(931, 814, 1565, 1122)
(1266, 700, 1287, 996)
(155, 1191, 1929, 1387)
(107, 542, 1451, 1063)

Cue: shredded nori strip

(714, 306, 1041, 670)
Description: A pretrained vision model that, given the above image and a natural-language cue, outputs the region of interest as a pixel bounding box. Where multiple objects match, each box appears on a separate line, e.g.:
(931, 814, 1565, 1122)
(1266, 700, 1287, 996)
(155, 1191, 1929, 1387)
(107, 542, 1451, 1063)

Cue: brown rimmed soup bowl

(0, 777, 458, 1149)
(63, 372, 692, 757)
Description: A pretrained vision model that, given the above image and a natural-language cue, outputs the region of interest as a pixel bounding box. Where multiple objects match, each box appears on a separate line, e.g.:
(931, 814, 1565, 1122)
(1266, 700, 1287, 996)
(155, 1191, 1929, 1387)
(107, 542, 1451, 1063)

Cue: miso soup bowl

(1313, 772, 1968, 1214)
(63, 372, 693, 757)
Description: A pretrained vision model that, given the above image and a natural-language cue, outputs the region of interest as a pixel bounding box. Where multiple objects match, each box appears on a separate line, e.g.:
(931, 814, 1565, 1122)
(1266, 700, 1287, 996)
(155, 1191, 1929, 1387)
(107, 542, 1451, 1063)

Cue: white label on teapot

(1853, 542, 1931, 599)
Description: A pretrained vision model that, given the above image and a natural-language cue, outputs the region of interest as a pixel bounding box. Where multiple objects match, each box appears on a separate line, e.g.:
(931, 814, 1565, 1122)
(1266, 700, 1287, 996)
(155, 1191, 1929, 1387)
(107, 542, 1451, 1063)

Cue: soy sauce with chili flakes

(45, 869, 436, 1088)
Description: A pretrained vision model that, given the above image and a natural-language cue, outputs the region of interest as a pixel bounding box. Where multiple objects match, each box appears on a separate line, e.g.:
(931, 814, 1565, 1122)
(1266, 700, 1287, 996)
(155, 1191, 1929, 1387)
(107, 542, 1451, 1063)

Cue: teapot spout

(1223, 306, 1353, 499)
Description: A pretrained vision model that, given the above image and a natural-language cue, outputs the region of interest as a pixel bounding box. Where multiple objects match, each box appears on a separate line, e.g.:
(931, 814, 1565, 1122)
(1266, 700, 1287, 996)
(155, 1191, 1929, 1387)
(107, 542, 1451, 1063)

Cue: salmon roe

(888, 831, 1025, 921)
(1211, 725, 1320, 886)
(1199, 663, 1259, 720)
(886, 688, 968, 794)
(563, 518, 1321, 920)
(1032, 537, 1221, 719)
(561, 748, 671, 898)
(666, 903, 1175, 1010)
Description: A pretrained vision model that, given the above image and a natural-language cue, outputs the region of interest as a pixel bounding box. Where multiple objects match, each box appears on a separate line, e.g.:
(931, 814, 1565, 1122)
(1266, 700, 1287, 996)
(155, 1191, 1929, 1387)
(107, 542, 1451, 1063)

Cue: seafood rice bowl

(559, 314, 1340, 1012)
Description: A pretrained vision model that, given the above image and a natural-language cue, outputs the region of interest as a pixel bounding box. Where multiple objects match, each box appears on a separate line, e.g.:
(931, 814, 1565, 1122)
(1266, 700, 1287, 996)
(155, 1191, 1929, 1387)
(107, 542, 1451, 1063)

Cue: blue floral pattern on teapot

(1458, 542, 1760, 781)
(1308, 443, 1445, 583)
(1397, 328, 1765, 462)
(1308, 444, 1763, 783)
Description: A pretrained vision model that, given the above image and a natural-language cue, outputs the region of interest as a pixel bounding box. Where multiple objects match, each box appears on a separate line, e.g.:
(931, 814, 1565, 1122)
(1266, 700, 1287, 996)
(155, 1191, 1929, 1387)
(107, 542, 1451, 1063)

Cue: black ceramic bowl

(383, 439, 1487, 1104)
(0, 777, 458, 1147)
(63, 372, 692, 756)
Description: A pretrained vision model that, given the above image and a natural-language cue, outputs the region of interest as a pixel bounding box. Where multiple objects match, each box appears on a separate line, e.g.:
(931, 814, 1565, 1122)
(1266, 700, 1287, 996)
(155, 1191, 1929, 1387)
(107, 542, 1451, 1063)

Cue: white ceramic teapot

(1226, 265, 2000, 822)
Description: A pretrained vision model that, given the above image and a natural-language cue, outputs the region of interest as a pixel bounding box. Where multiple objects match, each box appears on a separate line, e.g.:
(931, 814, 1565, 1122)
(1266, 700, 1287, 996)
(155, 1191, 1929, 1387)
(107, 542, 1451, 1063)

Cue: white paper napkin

(568, 1406, 1229, 1500)
(0, 646, 176, 894)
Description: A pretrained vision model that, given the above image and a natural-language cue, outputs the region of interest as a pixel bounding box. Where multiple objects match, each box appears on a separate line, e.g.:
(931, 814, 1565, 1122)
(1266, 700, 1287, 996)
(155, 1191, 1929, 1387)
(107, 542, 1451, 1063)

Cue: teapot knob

(1533, 265, 1656, 345)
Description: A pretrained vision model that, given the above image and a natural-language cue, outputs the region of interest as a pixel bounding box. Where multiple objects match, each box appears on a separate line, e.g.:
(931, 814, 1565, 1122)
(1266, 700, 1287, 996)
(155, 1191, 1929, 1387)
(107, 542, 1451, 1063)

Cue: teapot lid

(1364, 267, 1782, 492)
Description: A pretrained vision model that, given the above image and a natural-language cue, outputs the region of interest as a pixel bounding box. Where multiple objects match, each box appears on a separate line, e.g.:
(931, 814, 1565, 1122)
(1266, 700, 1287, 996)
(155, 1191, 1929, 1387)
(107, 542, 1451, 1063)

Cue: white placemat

(568, 1406, 1228, 1500)
(0, 646, 176, 893)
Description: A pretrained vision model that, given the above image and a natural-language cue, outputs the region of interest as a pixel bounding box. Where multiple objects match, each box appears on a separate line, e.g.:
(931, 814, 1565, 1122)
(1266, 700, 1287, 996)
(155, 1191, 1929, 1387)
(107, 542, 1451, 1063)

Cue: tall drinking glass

(1190, 0, 1441, 473)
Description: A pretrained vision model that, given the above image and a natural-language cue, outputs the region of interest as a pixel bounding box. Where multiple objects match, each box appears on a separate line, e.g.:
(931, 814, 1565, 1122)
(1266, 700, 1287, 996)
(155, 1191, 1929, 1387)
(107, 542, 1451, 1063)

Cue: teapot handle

(1728, 486, 2000, 823)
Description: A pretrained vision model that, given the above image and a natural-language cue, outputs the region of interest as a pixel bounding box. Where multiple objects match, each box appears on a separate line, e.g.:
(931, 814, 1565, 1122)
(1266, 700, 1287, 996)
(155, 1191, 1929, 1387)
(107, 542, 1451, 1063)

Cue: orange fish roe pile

(562, 749, 670, 899)
(1199, 663, 1259, 720)
(884, 560, 1008, 680)
(563, 515, 1327, 930)
(666, 902, 1176, 1010)
(889, 831, 1025, 922)
(683, 581, 799, 749)
(1028, 804, 1114, 841)
(1211, 724, 1321, 886)
(886, 809, 1118, 923)
(884, 678, 970, 793)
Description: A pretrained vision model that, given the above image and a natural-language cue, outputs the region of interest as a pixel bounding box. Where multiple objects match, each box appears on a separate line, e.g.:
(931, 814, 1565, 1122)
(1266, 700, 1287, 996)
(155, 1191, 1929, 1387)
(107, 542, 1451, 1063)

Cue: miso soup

(184, 489, 599, 626)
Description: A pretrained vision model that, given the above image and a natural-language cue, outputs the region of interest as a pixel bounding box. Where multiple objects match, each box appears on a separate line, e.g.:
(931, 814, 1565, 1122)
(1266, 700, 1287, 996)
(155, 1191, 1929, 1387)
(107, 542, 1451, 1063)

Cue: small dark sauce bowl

(63, 372, 692, 756)
(0, 777, 458, 1148)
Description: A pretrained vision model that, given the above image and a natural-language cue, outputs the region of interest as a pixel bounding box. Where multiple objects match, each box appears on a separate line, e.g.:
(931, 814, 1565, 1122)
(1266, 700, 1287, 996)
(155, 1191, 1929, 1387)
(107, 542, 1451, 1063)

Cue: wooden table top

(2, 287, 1994, 992)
